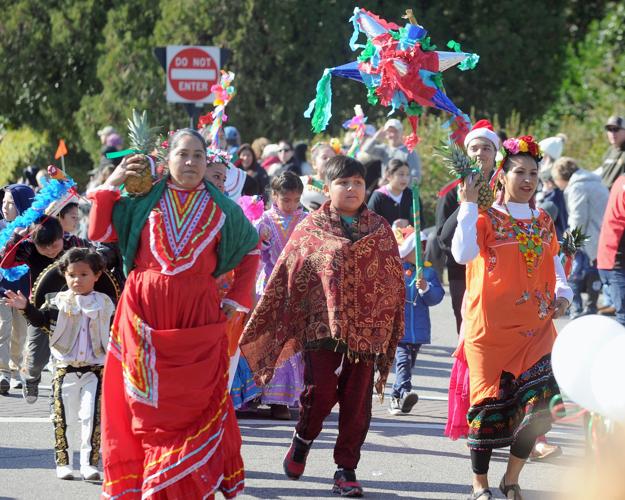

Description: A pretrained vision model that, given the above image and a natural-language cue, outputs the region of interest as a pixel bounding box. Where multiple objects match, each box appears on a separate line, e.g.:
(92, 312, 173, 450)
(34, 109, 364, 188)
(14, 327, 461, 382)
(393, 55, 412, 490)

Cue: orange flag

(54, 139, 68, 160)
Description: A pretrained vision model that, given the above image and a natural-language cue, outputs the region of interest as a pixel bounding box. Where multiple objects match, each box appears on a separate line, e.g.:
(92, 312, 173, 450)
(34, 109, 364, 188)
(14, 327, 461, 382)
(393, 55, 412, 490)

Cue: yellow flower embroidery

(516, 233, 528, 245)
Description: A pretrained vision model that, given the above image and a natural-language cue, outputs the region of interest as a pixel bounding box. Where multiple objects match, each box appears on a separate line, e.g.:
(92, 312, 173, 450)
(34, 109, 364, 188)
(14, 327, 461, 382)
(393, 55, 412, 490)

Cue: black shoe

(0, 377, 9, 395)
(332, 468, 363, 497)
(22, 380, 38, 404)
(400, 392, 419, 413)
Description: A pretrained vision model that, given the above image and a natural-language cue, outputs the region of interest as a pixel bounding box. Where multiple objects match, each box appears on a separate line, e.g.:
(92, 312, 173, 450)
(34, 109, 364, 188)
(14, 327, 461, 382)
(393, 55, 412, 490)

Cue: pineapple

(436, 143, 494, 210)
(124, 109, 159, 196)
(560, 227, 589, 258)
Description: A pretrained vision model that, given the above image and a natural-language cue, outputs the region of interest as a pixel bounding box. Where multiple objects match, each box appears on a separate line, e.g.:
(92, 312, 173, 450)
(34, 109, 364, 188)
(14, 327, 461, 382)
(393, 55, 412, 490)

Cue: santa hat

(463, 119, 501, 151)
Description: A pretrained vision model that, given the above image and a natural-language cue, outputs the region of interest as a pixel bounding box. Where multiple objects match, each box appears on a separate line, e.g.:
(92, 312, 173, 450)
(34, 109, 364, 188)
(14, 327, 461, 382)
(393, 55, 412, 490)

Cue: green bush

(0, 127, 50, 185)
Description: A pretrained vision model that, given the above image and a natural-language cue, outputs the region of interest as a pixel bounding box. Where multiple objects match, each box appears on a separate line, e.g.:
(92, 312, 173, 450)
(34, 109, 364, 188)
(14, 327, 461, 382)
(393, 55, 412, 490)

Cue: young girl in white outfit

(5, 248, 115, 481)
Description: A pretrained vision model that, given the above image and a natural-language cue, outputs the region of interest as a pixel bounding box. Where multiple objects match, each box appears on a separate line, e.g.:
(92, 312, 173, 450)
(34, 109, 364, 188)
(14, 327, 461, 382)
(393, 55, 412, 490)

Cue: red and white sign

(166, 45, 220, 103)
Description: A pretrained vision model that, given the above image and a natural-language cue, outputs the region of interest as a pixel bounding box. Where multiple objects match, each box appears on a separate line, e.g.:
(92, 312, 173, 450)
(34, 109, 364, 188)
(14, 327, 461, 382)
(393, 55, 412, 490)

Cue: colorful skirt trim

(230, 355, 261, 410)
(467, 354, 559, 450)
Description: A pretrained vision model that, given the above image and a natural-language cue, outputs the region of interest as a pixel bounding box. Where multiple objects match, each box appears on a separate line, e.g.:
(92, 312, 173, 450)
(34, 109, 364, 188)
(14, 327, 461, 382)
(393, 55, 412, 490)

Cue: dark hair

(496, 154, 539, 208)
(32, 217, 63, 246)
(59, 202, 79, 218)
(168, 128, 207, 155)
(58, 248, 105, 275)
(293, 142, 308, 163)
(386, 159, 409, 177)
(271, 171, 304, 195)
(237, 143, 257, 165)
(501, 153, 539, 173)
(324, 155, 366, 184)
(278, 140, 293, 151)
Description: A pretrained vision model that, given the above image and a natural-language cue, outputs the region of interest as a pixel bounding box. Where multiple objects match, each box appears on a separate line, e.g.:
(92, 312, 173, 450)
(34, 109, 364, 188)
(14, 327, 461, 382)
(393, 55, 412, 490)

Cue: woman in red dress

(88, 129, 259, 499)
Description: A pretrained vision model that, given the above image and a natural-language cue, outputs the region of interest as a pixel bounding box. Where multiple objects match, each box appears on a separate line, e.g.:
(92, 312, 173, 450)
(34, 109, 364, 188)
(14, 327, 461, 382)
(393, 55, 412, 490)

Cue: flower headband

(490, 135, 543, 188)
(206, 147, 233, 169)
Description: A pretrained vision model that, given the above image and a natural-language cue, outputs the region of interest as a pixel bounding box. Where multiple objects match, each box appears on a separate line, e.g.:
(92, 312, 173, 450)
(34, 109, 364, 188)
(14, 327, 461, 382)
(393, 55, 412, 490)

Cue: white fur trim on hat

(464, 121, 500, 151)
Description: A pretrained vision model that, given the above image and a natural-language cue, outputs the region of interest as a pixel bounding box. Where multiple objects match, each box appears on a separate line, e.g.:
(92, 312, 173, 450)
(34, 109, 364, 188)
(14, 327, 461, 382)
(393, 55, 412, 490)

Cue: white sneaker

(56, 465, 74, 480)
(80, 465, 101, 481)
(388, 397, 402, 416)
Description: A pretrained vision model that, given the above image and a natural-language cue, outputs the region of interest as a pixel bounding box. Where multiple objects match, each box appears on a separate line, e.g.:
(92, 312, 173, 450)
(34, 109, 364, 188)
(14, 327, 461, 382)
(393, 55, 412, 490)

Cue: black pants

(470, 422, 541, 474)
(448, 278, 466, 335)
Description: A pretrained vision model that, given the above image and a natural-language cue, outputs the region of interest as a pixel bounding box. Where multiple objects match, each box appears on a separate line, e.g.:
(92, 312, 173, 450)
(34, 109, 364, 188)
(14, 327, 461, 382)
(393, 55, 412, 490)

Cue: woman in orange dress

(88, 129, 259, 499)
(451, 136, 572, 500)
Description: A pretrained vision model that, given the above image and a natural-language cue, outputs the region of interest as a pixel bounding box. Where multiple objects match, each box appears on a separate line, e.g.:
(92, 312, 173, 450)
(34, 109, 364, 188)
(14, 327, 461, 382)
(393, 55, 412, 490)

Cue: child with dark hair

(58, 202, 80, 235)
(389, 229, 445, 415)
(1, 216, 90, 403)
(5, 248, 115, 481)
(367, 158, 415, 228)
(245, 171, 307, 418)
(240, 155, 405, 496)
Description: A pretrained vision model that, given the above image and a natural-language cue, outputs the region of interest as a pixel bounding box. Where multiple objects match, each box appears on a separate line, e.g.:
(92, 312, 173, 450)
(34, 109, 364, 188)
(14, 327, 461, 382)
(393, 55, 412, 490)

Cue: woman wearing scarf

(88, 128, 259, 499)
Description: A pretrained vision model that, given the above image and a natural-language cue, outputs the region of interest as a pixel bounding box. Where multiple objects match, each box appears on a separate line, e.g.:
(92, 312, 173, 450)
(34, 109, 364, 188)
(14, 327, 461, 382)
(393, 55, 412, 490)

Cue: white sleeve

(553, 256, 574, 304)
(451, 202, 480, 264)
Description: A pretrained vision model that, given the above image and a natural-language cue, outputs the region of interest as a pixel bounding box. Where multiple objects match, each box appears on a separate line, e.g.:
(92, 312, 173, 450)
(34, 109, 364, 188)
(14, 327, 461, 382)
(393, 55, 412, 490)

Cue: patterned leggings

(52, 365, 103, 467)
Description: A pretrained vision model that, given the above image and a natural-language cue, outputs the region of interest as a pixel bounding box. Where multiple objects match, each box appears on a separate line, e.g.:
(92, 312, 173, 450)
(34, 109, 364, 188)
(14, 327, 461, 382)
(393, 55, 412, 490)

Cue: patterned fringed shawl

(240, 201, 405, 396)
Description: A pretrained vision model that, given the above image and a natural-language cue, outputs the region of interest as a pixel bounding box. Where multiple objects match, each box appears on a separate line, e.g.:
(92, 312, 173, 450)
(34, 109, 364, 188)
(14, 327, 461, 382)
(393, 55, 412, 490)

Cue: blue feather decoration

(0, 175, 76, 281)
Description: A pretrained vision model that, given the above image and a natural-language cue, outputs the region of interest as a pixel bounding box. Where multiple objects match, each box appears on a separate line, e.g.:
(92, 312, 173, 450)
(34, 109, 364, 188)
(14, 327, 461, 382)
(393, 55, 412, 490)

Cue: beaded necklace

(504, 203, 543, 275)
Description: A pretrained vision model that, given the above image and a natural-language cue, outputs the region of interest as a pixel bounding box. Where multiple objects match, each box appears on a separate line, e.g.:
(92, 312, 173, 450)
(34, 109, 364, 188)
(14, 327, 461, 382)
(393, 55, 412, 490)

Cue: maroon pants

(295, 349, 374, 470)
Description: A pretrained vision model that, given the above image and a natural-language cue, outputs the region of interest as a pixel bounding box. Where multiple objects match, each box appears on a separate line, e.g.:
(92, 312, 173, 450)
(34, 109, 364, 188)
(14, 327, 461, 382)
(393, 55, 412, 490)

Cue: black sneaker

(0, 377, 9, 395)
(399, 392, 419, 413)
(23, 380, 38, 404)
(332, 468, 363, 497)
(283, 434, 312, 480)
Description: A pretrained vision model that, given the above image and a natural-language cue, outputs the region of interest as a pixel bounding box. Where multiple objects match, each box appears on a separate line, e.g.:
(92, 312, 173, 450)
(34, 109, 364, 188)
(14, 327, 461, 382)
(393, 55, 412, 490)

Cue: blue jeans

(392, 343, 421, 398)
(599, 269, 625, 326)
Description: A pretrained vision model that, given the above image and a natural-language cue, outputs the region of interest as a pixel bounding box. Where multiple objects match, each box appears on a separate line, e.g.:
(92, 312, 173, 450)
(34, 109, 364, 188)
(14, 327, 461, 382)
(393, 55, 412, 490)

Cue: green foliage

(0, 0, 616, 195)
(75, 1, 172, 163)
(0, 127, 50, 185)
(533, 1, 625, 168)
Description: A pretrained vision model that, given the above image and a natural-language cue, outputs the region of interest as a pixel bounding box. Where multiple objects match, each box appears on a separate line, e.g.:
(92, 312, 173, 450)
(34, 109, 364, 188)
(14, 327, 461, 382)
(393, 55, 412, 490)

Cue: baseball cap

(605, 116, 624, 130)
(97, 125, 116, 137)
(383, 118, 403, 133)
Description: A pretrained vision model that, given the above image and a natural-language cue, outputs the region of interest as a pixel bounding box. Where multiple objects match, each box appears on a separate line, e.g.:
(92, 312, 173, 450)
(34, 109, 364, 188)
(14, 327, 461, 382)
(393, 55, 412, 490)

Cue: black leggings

(470, 423, 541, 475)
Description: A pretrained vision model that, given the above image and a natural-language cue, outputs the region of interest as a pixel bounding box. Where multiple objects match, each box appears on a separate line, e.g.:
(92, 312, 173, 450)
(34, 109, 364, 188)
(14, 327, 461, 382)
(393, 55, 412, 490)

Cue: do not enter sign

(166, 46, 221, 103)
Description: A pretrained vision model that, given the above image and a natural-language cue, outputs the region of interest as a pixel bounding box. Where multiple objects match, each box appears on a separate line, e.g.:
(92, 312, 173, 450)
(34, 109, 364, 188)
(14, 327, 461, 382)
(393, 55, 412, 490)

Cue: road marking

(0, 417, 50, 423)
(237, 419, 583, 438)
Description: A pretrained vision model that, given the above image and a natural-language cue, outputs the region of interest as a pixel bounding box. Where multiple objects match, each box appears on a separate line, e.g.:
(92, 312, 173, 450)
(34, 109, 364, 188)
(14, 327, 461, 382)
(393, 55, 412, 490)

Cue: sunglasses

(606, 127, 621, 133)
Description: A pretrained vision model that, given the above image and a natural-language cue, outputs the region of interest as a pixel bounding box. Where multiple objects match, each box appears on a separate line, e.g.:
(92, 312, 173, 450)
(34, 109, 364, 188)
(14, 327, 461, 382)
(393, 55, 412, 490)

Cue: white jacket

(564, 169, 609, 261)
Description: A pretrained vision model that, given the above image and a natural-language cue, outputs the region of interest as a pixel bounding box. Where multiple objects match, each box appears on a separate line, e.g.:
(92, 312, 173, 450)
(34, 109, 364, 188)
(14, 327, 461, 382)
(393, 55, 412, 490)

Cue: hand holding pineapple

(457, 174, 481, 204)
(103, 110, 159, 195)
(105, 154, 148, 188)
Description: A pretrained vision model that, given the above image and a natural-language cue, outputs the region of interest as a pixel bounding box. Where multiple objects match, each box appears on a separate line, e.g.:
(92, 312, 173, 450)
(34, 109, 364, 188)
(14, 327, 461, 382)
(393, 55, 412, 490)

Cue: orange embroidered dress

(88, 182, 259, 499)
(455, 203, 567, 449)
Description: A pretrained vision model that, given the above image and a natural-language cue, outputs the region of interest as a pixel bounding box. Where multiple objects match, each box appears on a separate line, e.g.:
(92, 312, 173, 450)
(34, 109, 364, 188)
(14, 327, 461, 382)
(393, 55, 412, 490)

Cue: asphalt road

(0, 288, 584, 499)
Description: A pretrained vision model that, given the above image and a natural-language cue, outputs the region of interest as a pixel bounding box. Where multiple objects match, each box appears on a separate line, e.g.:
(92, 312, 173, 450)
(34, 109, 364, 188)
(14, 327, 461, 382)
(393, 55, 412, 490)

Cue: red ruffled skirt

(101, 268, 244, 499)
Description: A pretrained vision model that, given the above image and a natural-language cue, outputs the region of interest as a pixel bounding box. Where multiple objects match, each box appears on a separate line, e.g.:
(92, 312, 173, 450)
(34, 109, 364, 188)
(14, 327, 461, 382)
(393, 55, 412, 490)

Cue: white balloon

(552, 315, 625, 413)
(591, 335, 625, 422)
